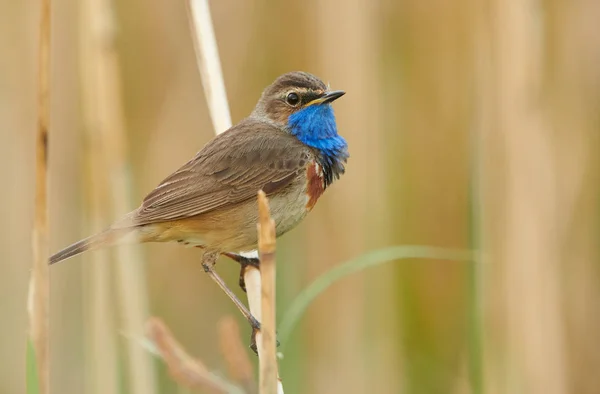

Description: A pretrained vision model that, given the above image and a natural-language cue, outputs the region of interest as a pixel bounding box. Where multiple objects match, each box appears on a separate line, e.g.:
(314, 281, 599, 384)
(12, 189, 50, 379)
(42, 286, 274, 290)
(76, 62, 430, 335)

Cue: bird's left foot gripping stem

(222, 252, 260, 293)
(201, 251, 261, 352)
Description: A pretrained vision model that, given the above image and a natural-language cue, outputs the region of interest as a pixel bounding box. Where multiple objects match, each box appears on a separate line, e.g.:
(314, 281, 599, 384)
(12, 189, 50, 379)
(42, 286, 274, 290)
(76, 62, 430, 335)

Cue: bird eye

(286, 92, 300, 106)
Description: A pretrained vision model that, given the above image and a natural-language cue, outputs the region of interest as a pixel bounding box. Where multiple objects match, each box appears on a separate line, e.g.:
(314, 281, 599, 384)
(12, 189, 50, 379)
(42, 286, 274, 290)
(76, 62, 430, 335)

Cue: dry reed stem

(78, 0, 119, 392)
(146, 318, 242, 394)
(82, 0, 157, 391)
(243, 265, 263, 337)
(256, 191, 278, 394)
(187, 0, 232, 133)
(185, 2, 284, 393)
(489, 1, 568, 393)
(28, 0, 51, 391)
(218, 317, 256, 394)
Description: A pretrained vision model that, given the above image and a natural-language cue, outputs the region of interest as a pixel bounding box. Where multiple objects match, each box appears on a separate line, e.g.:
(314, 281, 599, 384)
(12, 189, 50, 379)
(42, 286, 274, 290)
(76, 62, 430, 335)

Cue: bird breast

(142, 160, 327, 252)
(305, 161, 325, 210)
(266, 161, 325, 237)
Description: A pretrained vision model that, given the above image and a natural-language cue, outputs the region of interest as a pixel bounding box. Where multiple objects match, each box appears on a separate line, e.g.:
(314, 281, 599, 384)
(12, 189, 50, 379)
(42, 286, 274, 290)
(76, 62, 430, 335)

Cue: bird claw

(221, 253, 280, 352)
(250, 326, 259, 355)
(223, 253, 260, 292)
(249, 325, 281, 355)
(238, 256, 260, 292)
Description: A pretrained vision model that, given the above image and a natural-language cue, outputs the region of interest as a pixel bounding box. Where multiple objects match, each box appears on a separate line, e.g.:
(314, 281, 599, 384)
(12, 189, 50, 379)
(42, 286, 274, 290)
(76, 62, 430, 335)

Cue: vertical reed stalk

(468, 5, 492, 392)
(468, 81, 484, 394)
(257, 191, 278, 394)
(78, 0, 118, 393)
(186, 1, 284, 392)
(29, 0, 51, 392)
(80, 0, 156, 391)
(187, 0, 232, 134)
(488, 0, 568, 392)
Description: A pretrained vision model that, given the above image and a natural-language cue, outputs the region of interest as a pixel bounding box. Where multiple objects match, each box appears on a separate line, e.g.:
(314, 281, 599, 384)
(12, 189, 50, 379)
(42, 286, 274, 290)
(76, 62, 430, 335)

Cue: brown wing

(131, 118, 312, 226)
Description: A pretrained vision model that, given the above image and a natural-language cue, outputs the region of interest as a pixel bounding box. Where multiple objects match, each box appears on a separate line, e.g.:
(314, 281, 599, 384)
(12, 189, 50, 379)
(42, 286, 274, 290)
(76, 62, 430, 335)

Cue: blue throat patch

(287, 104, 348, 161)
(287, 104, 349, 187)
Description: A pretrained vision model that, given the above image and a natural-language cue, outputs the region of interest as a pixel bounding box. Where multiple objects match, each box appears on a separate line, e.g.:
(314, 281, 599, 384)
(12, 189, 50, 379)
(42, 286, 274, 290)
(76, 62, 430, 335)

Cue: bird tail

(49, 227, 134, 265)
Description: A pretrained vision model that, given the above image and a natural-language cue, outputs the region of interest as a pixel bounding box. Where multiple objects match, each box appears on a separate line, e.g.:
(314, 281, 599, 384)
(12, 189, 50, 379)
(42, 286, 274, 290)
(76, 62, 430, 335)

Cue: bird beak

(306, 90, 346, 106)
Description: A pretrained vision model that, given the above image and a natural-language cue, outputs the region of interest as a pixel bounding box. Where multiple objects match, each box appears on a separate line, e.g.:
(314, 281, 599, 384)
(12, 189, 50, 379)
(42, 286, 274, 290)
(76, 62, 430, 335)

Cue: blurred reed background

(2, 0, 600, 393)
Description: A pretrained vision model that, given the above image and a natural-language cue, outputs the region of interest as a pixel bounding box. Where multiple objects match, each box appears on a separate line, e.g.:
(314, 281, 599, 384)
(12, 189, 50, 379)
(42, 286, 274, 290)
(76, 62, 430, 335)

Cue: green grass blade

(278, 245, 474, 349)
(468, 209, 484, 394)
(26, 339, 41, 394)
(469, 81, 485, 394)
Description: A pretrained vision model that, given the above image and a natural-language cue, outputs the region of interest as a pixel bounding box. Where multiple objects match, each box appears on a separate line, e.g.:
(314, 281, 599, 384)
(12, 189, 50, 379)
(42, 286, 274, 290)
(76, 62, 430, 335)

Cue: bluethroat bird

(50, 71, 349, 338)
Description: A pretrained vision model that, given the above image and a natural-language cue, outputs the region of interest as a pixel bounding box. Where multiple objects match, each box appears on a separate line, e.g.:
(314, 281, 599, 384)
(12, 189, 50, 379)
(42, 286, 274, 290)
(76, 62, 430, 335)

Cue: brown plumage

(50, 71, 347, 265)
(49, 118, 318, 263)
(128, 119, 317, 252)
(49, 71, 348, 330)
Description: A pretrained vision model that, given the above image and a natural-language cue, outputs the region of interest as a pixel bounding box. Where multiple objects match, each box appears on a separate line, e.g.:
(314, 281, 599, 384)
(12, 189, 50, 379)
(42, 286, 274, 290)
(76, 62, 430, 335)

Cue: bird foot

(223, 253, 260, 293)
(220, 252, 280, 352)
(249, 324, 281, 355)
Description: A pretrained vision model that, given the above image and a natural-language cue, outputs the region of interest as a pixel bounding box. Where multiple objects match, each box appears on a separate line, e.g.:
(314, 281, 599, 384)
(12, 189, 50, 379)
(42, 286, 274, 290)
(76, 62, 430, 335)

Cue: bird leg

(201, 251, 261, 352)
(210, 251, 280, 352)
(222, 252, 260, 293)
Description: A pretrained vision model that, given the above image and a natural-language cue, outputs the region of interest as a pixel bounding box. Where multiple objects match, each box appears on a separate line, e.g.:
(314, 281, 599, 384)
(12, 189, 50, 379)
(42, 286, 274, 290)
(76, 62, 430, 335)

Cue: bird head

(252, 72, 348, 163)
(252, 71, 345, 127)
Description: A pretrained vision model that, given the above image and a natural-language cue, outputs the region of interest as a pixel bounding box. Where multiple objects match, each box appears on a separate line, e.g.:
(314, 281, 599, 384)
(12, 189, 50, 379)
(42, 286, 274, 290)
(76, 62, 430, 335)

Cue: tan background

(2, 0, 600, 393)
